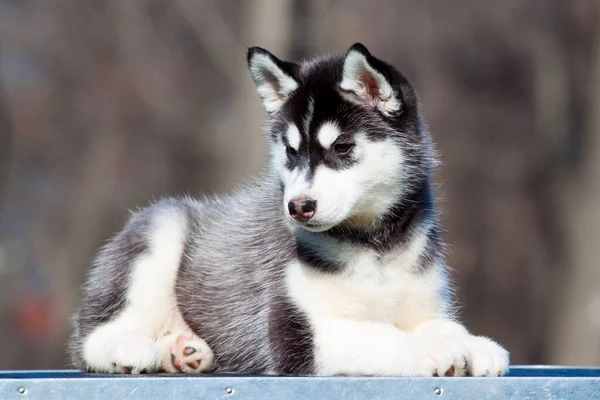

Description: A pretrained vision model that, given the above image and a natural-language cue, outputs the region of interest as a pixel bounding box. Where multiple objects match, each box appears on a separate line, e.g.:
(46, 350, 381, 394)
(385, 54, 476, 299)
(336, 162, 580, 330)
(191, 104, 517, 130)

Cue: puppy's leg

(82, 207, 190, 374)
(313, 318, 470, 377)
(414, 319, 510, 376)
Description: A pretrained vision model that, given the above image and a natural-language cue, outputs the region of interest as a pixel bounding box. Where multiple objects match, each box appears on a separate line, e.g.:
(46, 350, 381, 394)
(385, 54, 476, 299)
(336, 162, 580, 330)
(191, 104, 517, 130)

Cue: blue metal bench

(1, 366, 599, 399)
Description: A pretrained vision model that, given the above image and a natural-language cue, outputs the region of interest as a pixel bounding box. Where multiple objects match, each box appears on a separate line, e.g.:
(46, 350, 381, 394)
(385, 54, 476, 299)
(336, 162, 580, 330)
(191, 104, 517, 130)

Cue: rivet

(434, 387, 442, 395)
(225, 387, 234, 395)
(18, 387, 26, 395)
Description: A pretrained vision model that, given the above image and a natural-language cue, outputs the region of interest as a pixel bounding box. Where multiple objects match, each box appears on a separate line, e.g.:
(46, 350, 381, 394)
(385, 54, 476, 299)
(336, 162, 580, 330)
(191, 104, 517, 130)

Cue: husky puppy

(69, 43, 509, 377)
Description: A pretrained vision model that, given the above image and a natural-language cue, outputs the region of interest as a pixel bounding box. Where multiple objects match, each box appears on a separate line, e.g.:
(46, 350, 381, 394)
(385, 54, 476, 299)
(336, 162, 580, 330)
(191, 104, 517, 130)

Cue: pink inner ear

(359, 71, 381, 105)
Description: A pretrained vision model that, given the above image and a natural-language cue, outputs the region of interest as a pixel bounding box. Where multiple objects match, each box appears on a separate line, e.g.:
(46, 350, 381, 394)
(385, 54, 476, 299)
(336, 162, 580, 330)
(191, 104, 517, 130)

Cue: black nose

(288, 199, 317, 221)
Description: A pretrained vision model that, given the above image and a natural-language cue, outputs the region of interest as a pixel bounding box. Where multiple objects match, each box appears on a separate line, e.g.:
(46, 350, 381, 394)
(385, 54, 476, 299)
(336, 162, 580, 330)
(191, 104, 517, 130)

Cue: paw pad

(168, 335, 214, 374)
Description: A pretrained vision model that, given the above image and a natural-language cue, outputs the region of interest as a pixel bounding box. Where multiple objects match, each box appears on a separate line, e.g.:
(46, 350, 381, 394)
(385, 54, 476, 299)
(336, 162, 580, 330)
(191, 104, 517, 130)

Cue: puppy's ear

(339, 43, 401, 116)
(247, 47, 299, 114)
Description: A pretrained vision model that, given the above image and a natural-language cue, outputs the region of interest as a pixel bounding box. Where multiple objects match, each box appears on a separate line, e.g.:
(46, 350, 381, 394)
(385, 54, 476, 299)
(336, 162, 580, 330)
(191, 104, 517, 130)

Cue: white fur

(286, 232, 509, 376)
(464, 335, 510, 376)
(281, 133, 406, 231)
(415, 319, 509, 376)
(313, 318, 435, 376)
(249, 53, 298, 113)
(316, 121, 342, 150)
(340, 50, 401, 116)
(286, 229, 445, 329)
(82, 208, 198, 373)
(286, 124, 301, 151)
(286, 229, 457, 376)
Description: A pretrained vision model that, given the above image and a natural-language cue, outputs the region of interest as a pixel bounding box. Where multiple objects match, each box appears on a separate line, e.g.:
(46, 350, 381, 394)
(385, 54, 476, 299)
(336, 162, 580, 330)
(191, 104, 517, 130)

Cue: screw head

(18, 387, 26, 394)
(225, 387, 234, 395)
(434, 387, 442, 395)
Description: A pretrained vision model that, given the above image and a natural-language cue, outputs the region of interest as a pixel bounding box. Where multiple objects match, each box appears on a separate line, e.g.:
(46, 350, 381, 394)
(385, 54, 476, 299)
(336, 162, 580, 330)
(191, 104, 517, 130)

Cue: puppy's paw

(465, 335, 509, 377)
(409, 334, 471, 377)
(106, 335, 161, 374)
(83, 329, 161, 374)
(161, 334, 214, 373)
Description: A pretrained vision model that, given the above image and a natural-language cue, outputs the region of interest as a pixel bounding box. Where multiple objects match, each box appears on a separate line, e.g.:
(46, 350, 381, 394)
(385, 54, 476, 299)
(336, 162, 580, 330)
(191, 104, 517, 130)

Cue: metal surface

(1, 366, 600, 400)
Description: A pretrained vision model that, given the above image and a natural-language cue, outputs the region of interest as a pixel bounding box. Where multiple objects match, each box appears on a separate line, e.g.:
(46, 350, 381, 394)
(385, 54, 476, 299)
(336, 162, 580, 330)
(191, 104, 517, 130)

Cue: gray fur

(70, 174, 314, 373)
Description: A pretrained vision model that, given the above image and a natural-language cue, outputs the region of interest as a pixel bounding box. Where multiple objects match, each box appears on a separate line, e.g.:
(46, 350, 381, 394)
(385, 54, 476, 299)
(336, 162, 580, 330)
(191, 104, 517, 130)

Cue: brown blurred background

(0, 0, 599, 370)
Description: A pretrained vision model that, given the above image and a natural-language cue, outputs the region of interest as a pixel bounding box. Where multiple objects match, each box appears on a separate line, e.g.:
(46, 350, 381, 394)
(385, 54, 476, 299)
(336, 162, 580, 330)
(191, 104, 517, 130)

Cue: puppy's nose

(288, 199, 317, 221)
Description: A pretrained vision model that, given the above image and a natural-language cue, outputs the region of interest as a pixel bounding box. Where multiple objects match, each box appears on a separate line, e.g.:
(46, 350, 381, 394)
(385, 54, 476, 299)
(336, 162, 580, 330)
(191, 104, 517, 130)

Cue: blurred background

(0, 0, 599, 370)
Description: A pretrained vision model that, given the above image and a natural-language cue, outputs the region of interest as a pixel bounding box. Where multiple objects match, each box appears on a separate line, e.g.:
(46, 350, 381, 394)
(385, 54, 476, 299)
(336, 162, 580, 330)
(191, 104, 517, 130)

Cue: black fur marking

(296, 239, 342, 273)
(269, 119, 288, 143)
(308, 126, 358, 181)
(268, 294, 315, 375)
(415, 224, 444, 272)
(327, 182, 435, 255)
(282, 130, 306, 171)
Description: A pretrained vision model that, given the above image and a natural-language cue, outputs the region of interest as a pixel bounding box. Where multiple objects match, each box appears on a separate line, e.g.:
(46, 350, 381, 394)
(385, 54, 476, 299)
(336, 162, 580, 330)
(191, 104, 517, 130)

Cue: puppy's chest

(285, 251, 444, 331)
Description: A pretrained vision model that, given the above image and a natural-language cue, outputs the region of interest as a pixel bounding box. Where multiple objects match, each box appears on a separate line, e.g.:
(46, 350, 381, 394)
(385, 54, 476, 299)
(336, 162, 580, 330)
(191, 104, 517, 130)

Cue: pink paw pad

(169, 335, 212, 373)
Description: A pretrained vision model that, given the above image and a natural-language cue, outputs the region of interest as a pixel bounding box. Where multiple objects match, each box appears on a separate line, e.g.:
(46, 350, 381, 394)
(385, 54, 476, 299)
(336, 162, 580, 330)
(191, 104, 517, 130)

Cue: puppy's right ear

(247, 47, 299, 114)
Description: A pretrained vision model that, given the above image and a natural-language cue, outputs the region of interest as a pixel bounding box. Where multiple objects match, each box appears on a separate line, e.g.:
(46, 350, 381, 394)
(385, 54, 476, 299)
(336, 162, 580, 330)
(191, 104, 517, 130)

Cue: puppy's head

(247, 44, 431, 232)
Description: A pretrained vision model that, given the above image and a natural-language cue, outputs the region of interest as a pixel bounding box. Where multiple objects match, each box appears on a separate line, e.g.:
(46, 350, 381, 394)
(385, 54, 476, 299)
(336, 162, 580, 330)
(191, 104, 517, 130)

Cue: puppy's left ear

(339, 43, 401, 116)
(247, 47, 299, 114)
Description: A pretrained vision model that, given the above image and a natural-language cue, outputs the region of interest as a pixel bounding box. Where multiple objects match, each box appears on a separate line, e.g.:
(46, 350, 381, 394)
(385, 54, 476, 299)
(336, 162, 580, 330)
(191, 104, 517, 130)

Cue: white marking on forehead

(286, 124, 301, 150)
(317, 122, 342, 149)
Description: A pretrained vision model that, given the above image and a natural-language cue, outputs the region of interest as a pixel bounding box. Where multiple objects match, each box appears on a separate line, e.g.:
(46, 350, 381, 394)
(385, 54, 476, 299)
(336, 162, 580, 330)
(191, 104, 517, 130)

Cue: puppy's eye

(286, 146, 297, 157)
(333, 143, 355, 155)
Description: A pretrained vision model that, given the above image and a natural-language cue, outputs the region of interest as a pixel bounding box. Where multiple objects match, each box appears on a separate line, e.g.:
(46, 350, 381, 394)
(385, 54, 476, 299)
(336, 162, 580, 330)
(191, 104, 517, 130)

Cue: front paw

(409, 335, 471, 377)
(104, 336, 161, 374)
(464, 335, 509, 376)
